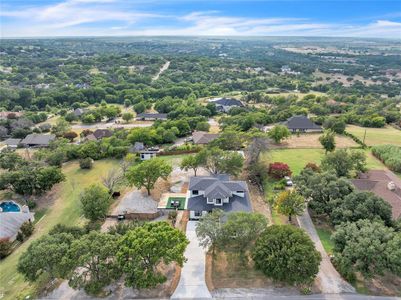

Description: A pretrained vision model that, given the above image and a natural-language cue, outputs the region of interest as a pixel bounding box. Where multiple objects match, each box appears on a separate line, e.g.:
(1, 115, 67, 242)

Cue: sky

(1, 0, 401, 38)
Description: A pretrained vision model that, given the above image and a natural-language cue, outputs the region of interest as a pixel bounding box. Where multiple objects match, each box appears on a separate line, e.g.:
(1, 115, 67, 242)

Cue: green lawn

(315, 227, 334, 255)
(260, 148, 386, 175)
(0, 159, 120, 300)
(346, 125, 401, 146)
(166, 197, 186, 210)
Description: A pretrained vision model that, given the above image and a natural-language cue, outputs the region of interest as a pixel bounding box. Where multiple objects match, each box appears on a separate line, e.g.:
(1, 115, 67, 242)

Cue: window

(207, 197, 214, 204)
(192, 190, 198, 195)
(194, 211, 201, 217)
(236, 191, 244, 193)
(215, 198, 222, 205)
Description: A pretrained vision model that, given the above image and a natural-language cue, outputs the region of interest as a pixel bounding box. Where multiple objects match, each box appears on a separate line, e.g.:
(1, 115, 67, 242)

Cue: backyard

(346, 125, 401, 146)
(0, 159, 120, 300)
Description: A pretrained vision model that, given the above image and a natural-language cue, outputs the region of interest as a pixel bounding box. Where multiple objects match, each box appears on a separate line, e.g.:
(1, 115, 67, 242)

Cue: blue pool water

(0, 201, 21, 212)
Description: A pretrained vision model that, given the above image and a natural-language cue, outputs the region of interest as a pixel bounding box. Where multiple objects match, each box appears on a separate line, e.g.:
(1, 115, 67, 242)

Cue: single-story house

(139, 148, 159, 160)
(192, 131, 220, 145)
(351, 170, 401, 220)
(283, 115, 322, 133)
(20, 134, 56, 147)
(0, 201, 34, 242)
(73, 108, 86, 117)
(93, 129, 113, 140)
(209, 97, 244, 113)
(136, 113, 168, 121)
(2, 138, 21, 149)
(186, 174, 252, 220)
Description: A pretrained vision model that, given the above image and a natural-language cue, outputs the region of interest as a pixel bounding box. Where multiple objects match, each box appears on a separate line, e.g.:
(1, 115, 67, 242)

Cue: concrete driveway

(297, 211, 355, 294)
(171, 221, 212, 299)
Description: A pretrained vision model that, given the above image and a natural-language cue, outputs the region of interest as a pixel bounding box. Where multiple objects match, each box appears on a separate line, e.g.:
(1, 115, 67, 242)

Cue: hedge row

(371, 144, 401, 172)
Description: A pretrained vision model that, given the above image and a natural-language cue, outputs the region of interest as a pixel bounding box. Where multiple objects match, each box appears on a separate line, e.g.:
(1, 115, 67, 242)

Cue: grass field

(0, 159, 120, 300)
(346, 125, 401, 146)
(270, 133, 358, 149)
(315, 227, 334, 255)
(260, 148, 386, 175)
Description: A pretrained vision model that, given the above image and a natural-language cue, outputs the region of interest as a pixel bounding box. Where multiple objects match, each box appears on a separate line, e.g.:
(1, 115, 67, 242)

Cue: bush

(26, 199, 36, 209)
(20, 221, 35, 238)
(268, 162, 292, 179)
(79, 157, 93, 169)
(372, 145, 401, 172)
(304, 162, 320, 172)
(0, 240, 13, 258)
(252, 225, 321, 284)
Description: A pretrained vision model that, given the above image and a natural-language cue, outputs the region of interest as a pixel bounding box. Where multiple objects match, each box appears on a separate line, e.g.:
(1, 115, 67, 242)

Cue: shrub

(252, 225, 321, 284)
(268, 162, 292, 179)
(63, 131, 78, 142)
(79, 157, 93, 169)
(26, 199, 36, 209)
(0, 240, 13, 258)
(304, 162, 320, 172)
(372, 145, 401, 172)
(20, 221, 35, 238)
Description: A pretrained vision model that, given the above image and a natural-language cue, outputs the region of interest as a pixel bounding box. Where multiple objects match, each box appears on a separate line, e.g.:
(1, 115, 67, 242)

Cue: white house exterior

(186, 175, 251, 220)
(139, 149, 159, 160)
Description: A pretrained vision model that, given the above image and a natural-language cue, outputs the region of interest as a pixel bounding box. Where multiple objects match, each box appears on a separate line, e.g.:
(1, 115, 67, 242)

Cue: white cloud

(1, 1, 400, 38)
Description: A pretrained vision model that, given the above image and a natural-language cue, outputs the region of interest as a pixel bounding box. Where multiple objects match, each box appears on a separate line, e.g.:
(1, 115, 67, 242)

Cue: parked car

(284, 176, 293, 186)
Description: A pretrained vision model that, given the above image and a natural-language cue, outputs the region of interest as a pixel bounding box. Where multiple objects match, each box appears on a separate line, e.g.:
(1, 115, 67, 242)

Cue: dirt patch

(356, 272, 401, 297)
(210, 250, 295, 289)
(205, 253, 215, 291)
(149, 178, 170, 201)
(247, 183, 272, 224)
(269, 133, 357, 149)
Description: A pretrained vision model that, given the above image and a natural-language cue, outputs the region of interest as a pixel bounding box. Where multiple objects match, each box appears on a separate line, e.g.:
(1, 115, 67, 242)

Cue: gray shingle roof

(93, 129, 112, 139)
(192, 131, 220, 144)
(213, 98, 244, 107)
(21, 134, 55, 146)
(0, 212, 33, 240)
(187, 194, 252, 213)
(284, 115, 322, 130)
(204, 182, 232, 199)
(136, 113, 168, 120)
(3, 138, 21, 146)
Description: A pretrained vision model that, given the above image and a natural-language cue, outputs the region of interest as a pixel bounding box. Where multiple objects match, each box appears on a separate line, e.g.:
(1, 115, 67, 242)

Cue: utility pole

(363, 129, 367, 145)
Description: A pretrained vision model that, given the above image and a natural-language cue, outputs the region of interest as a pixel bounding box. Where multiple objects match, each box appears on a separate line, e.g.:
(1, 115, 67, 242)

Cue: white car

(284, 176, 293, 186)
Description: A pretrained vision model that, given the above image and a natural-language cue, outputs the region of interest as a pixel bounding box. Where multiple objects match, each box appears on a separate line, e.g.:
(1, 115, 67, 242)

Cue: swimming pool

(0, 201, 21, 212)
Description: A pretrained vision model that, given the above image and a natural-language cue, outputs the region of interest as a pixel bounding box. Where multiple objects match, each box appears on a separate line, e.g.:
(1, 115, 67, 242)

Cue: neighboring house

(209, 97, 244, 113)
(73, 108, 86, 117)
(139, 148, 159, 160)
(0, 111, 22, 120)
(130, 142, 145, 153)
(192, 131, 220, 145)
(352, 170, 401, 220)
(283, 115, 322, 133)
(93, 129, 113, 140)
(20, 134, 55, 147)
(84, 134, 98, 142)
(0, 201, 33, 242)
(3, 138, 21, 149)
(136, 113, 168, 121)
(186, 174, 252, 220)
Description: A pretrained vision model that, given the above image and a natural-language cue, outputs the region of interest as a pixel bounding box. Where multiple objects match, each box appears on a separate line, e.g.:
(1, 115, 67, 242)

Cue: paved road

(297, 211, 355, 294)
(212, 290, 400, 300)
(171, 221, 212, 299)
(71, 122, 152, 130)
